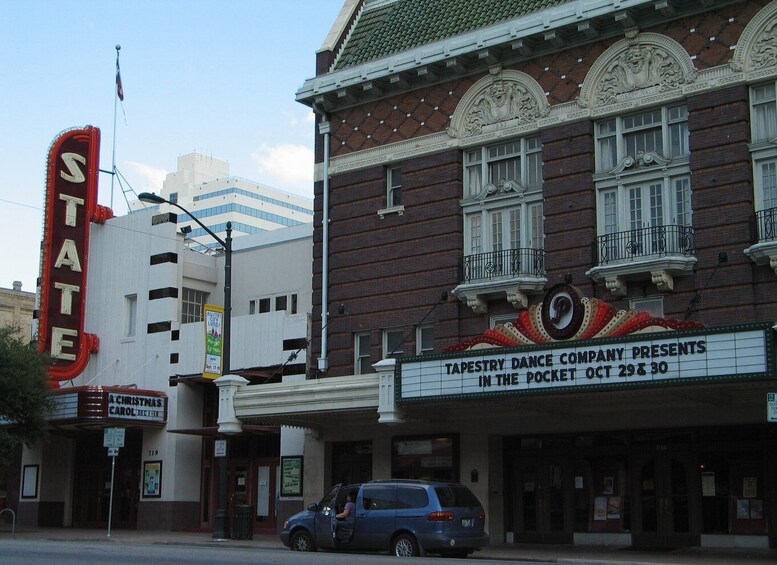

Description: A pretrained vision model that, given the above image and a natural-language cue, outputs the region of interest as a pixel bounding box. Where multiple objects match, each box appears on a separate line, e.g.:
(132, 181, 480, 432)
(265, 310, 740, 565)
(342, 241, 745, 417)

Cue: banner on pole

(203, 304, 224, 379)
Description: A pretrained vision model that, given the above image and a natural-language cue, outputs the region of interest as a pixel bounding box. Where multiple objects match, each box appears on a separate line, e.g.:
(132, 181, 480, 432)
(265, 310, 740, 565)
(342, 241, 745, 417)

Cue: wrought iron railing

(753, 207, 777, 242)
(592, 225, 695, 265)
(459, 248, 546, 283)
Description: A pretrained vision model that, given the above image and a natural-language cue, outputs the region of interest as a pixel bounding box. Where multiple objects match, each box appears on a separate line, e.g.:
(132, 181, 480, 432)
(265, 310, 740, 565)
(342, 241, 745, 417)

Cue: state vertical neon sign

(38, 126, 113, 386)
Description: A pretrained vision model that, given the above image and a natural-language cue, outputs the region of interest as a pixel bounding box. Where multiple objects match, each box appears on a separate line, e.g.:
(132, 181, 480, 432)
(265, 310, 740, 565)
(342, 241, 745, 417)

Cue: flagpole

(111, 44, 121, 209)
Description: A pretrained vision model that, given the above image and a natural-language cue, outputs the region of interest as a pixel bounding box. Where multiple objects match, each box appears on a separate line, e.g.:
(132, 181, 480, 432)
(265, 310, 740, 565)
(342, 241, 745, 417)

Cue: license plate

(461, 518, 473, 527)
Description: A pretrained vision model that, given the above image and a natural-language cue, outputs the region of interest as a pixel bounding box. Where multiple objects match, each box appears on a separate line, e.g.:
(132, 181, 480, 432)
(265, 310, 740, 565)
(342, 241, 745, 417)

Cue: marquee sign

(397, 324, 776, 403)
(47, 386, 167, 425)
(38, 127, 113, 386)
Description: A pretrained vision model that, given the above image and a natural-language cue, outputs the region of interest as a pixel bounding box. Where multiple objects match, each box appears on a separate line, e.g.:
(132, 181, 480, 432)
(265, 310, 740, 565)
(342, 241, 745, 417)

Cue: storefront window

(392, 435, 458, 482)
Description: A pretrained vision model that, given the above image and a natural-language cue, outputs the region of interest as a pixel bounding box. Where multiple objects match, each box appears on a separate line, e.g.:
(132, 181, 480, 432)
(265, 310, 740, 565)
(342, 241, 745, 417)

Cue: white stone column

(215, 374, 249, 434)
(375, 358, 404, 424)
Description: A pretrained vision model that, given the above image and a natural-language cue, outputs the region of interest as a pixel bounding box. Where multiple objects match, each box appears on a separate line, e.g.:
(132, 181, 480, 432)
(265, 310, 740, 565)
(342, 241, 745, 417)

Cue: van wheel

(290, 530, 316, 552)
(392, 533, 419, 557)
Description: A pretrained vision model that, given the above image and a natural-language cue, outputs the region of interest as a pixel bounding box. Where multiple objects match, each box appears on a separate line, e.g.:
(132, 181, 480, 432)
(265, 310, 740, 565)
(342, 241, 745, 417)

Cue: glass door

(633, 453, 694, 547)
(513, 456, 572, 544)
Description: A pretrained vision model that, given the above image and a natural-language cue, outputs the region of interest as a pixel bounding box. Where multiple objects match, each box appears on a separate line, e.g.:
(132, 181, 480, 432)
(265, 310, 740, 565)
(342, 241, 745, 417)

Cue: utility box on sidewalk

(232, 505, 253, 540)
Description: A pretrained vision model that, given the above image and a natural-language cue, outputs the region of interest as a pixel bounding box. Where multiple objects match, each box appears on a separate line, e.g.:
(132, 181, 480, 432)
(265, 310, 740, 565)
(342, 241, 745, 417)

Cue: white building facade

(16, 207, 312, 533)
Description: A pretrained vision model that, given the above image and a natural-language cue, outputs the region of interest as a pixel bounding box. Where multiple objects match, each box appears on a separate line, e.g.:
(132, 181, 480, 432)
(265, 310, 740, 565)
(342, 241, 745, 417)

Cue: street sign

(214, 439, 227, 457)
(107, 447, 119, 456)
(768, 393, 777, 423)
(103, 427, 126, 448)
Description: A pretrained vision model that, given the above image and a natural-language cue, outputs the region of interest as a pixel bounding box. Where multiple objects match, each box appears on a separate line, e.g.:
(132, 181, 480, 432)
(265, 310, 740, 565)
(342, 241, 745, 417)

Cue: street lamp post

(138, 192, 232, 539)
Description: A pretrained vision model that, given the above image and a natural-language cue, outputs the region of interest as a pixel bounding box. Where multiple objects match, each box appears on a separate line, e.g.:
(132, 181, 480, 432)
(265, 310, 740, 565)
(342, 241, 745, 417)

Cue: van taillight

(427, 511, 455, 522)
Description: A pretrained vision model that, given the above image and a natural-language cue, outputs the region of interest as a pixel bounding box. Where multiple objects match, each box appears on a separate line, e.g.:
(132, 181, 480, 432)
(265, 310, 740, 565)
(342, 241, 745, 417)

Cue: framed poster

(143, 460, 162, 498)
(280, 456, 303, 497)
(22, 465, 39, 498)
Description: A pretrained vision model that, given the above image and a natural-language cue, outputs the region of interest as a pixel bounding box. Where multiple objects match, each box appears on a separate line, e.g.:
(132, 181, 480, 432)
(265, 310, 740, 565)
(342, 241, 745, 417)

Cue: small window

(182, 288, 209, 324)
(490, 314, 515, 328)
(259, 298, 271, 313)
(416, 325, 433, 355)
(290, 294, 298, 315)
(355, 333, 372, 374)
(275, 295, 287, 312)
(387, 167, 402, 207)
(397, 486, 429, 509)
(124, 294, 137, 337)
(630, 297, 664, 317)
(169, 192, 178, 204)
(383, 328, 405, 359)
(362, 485, 397, 511)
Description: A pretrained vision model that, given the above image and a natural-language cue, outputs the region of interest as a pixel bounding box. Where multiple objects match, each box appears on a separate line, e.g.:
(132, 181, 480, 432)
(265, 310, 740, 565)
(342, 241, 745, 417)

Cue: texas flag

(116, 58, 124, 101)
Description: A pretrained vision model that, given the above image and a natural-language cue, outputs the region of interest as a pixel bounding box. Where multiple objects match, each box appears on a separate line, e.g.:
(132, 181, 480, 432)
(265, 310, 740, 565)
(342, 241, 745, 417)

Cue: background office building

(129, 152, 313, 249)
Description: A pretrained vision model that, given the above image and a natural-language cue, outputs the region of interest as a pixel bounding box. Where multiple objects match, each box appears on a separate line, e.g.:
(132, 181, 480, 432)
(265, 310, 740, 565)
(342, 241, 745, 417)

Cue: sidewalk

(1, 526, 776, 564)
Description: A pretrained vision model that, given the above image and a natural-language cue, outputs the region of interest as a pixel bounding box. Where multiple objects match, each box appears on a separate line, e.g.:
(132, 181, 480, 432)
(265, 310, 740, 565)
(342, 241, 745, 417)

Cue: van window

(397, 486, 428, 509)
(434, 485, 480, 508)
(362, 485, 396, 510)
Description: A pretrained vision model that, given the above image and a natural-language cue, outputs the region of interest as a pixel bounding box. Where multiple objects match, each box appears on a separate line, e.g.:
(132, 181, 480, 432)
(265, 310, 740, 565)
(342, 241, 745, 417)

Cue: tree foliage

(0, 325, 51, 462)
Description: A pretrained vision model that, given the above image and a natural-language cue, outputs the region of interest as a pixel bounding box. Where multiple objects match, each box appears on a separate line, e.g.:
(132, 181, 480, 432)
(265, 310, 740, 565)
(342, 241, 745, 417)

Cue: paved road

(0, 539, 546, 565)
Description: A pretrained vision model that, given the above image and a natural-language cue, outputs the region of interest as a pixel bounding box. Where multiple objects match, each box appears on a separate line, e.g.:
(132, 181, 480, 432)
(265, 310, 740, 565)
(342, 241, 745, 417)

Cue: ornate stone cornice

(314, 9, 777, 180)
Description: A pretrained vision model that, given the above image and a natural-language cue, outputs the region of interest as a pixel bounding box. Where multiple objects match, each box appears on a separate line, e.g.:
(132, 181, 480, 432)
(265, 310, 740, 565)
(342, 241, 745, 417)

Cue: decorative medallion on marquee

(38, 126, 114, 387)
(447, 284, 703, 352)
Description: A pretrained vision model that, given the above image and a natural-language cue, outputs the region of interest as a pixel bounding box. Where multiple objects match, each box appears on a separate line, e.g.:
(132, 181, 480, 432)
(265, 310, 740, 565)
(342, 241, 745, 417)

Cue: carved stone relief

(579, 32, 697, 109)
(448, 68, 549, 139)
(731, 1, 777, 74)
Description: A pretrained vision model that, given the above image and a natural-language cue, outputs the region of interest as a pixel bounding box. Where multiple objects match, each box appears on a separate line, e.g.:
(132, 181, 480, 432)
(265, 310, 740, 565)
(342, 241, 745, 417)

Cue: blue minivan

(280, 479, 489, 558)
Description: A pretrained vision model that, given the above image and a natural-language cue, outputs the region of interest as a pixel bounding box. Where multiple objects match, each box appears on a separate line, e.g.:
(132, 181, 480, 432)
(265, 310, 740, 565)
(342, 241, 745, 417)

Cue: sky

(0, 0, 344, 293)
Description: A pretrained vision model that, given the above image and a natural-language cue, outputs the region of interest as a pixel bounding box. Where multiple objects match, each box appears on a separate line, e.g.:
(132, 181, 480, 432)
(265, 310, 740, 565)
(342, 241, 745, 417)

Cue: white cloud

(250, 144, 314, 197)
(123, 160, 168, 192)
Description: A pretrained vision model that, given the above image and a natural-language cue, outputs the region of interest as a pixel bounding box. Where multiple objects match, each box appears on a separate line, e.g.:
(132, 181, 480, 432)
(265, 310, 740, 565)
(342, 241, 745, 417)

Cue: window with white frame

(630, 297, 664, 318)
(416, 325, 433, 355)
(490, 313, 517, 328)
(462, 137, 544, 277)
(383, 328, 405, 359)
(124, 294, 137, 338)
(387, 166, 402, 208)
(750, 82, 777, 242)
(594, 105, 692, 259)
(355, 332, 372, 374)
(182, 287, 209, 324)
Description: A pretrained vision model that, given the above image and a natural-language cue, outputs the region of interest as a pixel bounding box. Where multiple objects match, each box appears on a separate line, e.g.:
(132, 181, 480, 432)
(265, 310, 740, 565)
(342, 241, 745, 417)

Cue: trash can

(232, 505, 253, 540)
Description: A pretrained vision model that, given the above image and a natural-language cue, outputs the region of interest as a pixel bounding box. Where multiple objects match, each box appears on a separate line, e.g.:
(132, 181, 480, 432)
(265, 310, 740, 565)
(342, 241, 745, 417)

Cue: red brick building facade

(243, 0, 777, 550)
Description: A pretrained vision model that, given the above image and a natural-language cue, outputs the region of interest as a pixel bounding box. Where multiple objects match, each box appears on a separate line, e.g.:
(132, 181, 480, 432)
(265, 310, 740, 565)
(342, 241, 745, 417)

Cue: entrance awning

(233, 374, 380, 429)
(167, 424, 278, 436)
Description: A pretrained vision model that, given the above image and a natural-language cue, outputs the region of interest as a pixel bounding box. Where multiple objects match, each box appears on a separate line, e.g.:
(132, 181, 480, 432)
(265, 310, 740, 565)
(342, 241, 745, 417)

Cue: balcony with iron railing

(452, 248, 547, 313)
(744, 207, 777, 275)
(752, 207, 777, 243)
(592, 224, 695, 265)
(586, 224, 696, 297)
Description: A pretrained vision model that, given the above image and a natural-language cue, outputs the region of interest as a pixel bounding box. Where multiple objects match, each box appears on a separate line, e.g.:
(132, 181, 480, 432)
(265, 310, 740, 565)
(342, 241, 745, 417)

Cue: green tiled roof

(335, 0, 566, 70)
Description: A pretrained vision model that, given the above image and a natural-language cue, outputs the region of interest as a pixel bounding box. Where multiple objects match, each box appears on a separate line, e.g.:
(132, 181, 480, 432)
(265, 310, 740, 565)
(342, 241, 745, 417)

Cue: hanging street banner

(203, 304, 224, 379)
(397, 324, 775, 403)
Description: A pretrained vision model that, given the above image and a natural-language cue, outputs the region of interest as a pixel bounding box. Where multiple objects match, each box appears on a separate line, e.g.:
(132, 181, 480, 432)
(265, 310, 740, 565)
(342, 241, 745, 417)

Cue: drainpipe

(312, 103, 331, 373)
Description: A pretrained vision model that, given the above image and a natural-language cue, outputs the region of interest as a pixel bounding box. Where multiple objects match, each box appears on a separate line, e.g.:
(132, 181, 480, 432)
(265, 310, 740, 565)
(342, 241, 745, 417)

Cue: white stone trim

(731, 0, 777, 76)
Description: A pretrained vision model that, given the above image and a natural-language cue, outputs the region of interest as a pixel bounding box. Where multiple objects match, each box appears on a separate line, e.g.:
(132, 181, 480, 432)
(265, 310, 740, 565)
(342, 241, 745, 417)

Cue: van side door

(354, 484, 397, 550)
(313, 483, 341, 549)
